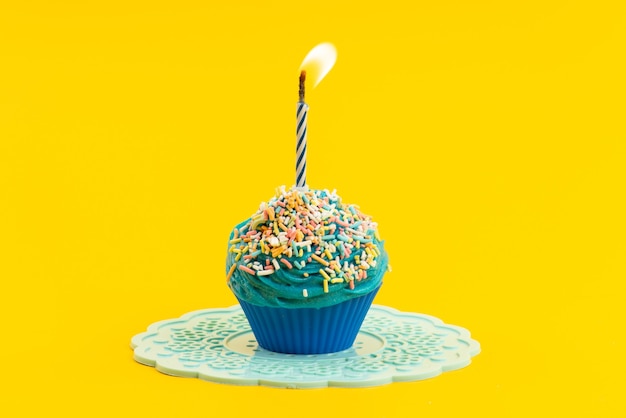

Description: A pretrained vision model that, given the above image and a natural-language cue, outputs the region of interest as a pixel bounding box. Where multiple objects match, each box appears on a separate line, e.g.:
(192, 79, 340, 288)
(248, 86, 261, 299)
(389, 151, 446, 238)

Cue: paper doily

(131, 305, 480, 388)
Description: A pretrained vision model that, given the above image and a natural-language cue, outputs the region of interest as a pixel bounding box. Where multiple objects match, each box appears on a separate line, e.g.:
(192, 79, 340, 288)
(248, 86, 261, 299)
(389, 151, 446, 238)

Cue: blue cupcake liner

(236, 286, 380, 354)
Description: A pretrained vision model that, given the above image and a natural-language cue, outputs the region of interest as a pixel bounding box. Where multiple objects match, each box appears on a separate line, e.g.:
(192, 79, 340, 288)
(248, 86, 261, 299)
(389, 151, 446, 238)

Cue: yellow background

(1, 1, 625, 416)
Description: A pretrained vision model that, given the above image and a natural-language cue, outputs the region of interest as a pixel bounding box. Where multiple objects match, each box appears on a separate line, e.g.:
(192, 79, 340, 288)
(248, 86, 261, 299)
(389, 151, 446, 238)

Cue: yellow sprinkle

(251, 214, 264, 229)
(333, 264, 342, 273)
(323, 279, 329, 293)
(324, 248, 333, 260)
(319, 269, 331, 281)
(226, 264, 237, 283)
(355, 240, 361, 249)
(311, 254, 330, 266)
(241, 246, 249, 254)
(298, 249, 303, 257)
(229, 238, 242, 244)
(260, 240, 266, 253)
(273, 222, 279, 235)
(235, 252, 242, 262)
(268, 207, 275, 221)
(355, 255, 360, 264)
(232, 248, 242, 254)
(303, 272, 309, 277)
(331, 278, 344, 284)
(365, 247, 374, 258)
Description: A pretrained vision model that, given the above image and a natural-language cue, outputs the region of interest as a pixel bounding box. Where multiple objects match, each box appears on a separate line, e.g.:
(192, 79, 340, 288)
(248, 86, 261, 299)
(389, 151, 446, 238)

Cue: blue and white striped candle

(296, 71, 308, 188)
(295, 43, 337, 188)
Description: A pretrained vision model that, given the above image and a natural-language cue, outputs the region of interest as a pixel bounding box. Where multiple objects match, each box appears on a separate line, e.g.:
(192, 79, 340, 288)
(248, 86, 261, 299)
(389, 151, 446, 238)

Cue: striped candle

(296, 71, 308, 188)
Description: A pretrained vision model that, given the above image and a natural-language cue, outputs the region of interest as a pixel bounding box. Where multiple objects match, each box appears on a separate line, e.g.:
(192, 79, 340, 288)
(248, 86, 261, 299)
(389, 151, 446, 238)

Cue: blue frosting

(225, 188, 389, 309)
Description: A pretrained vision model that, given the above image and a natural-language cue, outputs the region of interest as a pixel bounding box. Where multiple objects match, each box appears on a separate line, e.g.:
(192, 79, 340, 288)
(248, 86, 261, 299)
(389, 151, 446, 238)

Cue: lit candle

(296, 43, 337, 189)
(296, 71, 308, 188)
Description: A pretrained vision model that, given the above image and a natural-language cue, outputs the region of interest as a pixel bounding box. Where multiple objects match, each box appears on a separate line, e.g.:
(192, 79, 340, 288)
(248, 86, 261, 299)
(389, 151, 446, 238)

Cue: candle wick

(299, 70, 306, 102)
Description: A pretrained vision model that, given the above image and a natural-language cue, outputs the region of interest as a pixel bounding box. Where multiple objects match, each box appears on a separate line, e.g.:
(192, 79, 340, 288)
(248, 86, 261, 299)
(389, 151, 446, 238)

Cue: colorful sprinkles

(227, 186, 385, 295)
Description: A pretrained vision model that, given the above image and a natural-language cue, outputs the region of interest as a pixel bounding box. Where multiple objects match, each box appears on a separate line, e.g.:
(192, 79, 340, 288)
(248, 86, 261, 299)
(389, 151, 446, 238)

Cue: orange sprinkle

(280, 258, 293, 269)
(271, 246, 285, 257)
(226, 264, 237, 283)
(349, 279, 355, 290)
(311, 254, 330, 266)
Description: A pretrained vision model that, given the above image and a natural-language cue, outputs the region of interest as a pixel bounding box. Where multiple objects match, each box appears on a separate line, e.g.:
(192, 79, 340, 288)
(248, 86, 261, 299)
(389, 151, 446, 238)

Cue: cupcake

(226, 186, 389, 354)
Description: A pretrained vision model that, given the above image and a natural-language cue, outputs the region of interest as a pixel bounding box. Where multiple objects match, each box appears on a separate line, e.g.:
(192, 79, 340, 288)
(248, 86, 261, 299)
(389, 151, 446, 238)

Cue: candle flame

(299, 42, 337, 88)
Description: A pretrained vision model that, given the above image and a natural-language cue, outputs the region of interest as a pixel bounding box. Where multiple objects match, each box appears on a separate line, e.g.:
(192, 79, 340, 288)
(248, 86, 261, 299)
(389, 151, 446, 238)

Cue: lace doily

(131, 305, 480, 388)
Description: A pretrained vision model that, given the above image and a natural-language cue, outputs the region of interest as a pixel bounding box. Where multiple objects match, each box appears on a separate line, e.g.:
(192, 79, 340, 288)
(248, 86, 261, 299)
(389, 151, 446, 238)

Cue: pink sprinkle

(280, 259, 293, 269)
(276, 200, 286, 207)
(239, 265, 256, 275)
(336, 218, 350, 227)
